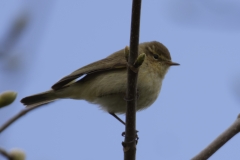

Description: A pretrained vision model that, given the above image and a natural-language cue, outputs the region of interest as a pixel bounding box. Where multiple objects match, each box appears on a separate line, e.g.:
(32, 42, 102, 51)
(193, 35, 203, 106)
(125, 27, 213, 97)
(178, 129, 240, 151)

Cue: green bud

(124, 46, 130, 62)
(9, 148, 26, 160)
(0, 91, 17, 108)
(134, 53, 146, 68)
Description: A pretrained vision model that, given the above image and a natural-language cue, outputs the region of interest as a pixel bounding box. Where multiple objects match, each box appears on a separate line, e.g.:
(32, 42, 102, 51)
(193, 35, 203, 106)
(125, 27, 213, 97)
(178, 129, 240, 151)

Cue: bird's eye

(153, 54, 159, 59)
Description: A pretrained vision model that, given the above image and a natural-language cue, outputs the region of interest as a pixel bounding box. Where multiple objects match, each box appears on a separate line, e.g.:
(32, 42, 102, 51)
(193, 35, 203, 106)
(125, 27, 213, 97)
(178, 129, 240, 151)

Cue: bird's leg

(108, 112, 139, 142)
(109, 112, 125, 125)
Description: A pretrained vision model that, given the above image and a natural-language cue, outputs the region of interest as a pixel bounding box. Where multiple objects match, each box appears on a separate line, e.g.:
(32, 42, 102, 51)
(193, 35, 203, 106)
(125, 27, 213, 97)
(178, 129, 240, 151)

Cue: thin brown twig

(192, 114, 240, 160)
(123, 0, 142, 160)
(0, 105, 43, 134)
(0, 147, 12, 160)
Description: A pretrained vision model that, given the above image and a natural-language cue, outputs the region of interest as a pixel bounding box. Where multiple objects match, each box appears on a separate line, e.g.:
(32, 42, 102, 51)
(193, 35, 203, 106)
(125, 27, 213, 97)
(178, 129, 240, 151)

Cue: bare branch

(0, 105, 43, 134)
(123, 0, 142, 160)
(192, 114, 240, 160)
(0, 148, 12, 160)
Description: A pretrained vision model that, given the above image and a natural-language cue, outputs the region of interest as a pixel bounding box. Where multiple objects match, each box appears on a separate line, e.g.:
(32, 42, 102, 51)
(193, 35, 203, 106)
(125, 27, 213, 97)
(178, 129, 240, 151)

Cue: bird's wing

(52, 49, 127, 90)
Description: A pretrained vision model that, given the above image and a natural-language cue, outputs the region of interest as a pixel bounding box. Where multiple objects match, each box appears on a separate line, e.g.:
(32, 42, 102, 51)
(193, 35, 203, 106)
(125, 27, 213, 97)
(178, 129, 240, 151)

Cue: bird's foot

(122, 130, 139, 144)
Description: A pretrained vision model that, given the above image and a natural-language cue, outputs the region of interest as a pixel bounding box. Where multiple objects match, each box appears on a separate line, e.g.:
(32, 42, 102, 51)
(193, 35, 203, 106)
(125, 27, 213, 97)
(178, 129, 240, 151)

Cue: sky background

(1, 0, 240, 160)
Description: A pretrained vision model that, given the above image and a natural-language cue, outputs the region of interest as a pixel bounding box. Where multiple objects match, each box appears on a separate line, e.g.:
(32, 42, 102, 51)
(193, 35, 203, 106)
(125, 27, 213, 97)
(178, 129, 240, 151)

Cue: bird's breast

(136, 68, 163, 111)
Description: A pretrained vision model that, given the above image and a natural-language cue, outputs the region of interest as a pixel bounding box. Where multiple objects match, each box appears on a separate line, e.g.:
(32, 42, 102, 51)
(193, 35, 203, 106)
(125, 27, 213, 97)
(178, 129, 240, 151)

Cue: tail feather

(21, 90, 57, 107)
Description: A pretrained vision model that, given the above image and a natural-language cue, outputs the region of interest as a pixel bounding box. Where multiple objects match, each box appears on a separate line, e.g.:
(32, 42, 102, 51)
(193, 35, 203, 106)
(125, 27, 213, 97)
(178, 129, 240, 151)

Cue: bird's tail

(21, 90, 57, 107)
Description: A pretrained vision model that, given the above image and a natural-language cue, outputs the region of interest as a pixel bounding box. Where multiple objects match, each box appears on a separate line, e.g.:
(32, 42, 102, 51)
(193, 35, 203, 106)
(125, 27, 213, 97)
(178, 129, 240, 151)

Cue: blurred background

(1, 0, 240, 159)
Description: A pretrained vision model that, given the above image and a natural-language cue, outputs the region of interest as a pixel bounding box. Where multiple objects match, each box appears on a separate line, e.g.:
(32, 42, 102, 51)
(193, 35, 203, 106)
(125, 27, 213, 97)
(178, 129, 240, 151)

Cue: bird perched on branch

(21, 41, 179, 124)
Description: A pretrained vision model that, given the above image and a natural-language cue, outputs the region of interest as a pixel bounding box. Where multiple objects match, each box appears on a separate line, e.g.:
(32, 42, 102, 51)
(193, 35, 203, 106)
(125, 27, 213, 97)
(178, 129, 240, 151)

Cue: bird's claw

(122, 130, 139, 144)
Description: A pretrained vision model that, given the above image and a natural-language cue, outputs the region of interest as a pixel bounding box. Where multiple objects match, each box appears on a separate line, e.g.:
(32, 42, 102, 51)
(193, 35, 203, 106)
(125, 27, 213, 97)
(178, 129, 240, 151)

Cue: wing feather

(52, 49, 126, 90)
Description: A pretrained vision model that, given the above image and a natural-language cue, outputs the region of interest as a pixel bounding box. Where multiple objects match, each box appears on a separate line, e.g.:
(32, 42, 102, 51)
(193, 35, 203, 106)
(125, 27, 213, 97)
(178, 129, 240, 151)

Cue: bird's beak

(165, 61, 180, 66)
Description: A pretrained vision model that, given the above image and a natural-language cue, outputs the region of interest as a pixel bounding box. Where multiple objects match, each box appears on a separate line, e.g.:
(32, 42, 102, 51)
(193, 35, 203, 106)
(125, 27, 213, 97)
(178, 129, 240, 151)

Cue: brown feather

(52, 49, 127, 90)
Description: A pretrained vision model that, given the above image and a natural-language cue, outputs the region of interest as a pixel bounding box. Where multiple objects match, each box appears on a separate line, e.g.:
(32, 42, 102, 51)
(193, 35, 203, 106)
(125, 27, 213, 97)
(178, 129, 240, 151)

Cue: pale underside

(56, 65, 163, 114)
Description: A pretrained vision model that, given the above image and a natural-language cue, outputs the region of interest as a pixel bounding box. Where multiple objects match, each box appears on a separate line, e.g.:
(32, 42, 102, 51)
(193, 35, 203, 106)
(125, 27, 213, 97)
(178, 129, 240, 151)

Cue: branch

(192, 114, 240, 160)
(0, 148, 12, 160)
(123, 0, 142, 160)
(0, 105, 43, 134)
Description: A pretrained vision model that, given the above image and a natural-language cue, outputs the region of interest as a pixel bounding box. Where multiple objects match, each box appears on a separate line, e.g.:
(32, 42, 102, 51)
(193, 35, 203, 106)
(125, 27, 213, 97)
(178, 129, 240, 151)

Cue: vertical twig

(123, 0, 142, 160)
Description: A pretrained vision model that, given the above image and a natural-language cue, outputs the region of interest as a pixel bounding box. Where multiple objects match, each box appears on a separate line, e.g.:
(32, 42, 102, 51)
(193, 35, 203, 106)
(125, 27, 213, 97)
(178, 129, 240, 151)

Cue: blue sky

(1, 0, 240, 160)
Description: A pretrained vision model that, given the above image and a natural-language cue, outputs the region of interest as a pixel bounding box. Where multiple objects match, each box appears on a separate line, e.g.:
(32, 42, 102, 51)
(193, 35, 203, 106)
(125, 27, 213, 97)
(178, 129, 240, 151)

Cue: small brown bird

(21, 41, 179, 124)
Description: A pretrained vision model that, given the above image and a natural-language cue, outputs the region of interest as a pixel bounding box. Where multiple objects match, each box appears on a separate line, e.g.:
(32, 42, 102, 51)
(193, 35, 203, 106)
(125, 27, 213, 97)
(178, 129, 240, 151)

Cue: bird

(21, 41, 179, 125)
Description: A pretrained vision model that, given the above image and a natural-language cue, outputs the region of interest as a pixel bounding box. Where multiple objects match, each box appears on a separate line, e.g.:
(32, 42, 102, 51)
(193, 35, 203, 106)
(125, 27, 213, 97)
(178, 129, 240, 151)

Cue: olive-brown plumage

(21, 41, 179, 114)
